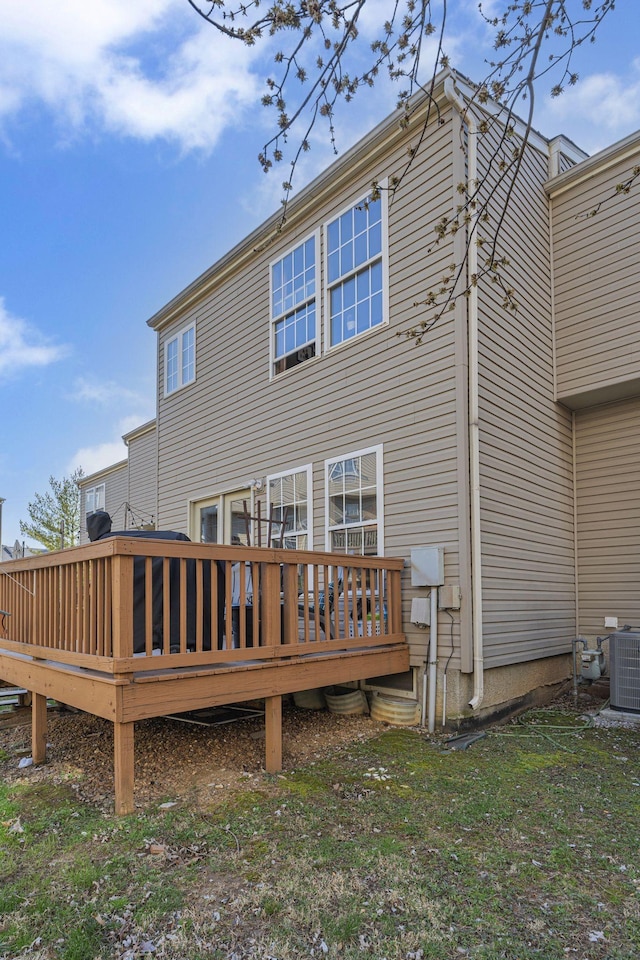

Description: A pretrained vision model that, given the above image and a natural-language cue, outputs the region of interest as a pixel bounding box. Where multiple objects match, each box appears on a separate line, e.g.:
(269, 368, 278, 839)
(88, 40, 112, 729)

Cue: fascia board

(545, 128, 640, 197)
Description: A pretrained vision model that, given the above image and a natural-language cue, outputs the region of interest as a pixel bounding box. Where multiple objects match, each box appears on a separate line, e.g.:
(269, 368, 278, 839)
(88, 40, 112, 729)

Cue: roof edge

(78, 459, 128, 487)
(123, 418, 156, 444)
(545, 128, 640, 197)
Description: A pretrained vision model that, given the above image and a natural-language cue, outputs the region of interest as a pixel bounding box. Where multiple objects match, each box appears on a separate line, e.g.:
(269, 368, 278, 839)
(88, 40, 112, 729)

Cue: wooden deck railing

(0, 538, 404, 676)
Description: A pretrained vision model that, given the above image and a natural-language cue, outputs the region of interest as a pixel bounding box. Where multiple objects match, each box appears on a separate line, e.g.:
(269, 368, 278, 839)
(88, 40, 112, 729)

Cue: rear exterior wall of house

(152, 104, 467, 695)
(550, 134, 640, 642)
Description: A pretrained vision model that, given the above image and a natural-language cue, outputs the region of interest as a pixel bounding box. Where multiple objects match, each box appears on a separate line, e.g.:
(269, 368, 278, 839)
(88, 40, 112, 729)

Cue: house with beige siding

(83, 70, 640, 725)
(79, 419, 157, 543)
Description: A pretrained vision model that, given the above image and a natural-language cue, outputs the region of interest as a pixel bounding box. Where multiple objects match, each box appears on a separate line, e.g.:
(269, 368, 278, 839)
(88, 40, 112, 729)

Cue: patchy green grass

(1, 706, 639, 959)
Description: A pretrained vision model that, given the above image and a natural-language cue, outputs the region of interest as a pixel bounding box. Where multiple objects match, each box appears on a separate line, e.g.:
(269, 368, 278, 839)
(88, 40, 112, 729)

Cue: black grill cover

(86, 512, 224, 653)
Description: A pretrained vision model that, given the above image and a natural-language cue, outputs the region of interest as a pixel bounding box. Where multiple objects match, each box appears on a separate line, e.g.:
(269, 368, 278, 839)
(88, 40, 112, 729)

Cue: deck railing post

(282, 562, 298, 644)
(111, 553, 135, 662)
(389, 568, 403, 635)
(262, 562, 282, 648)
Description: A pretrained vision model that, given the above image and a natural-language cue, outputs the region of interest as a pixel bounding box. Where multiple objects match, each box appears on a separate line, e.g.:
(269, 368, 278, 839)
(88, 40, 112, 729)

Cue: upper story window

(270, 235, 317, 376)
(268, 465, 312, 549)
(85, 483, 105, 516)
(325, 445, 383, 556)
(326, 195, 385, 348)
(165, 323, 195, 395)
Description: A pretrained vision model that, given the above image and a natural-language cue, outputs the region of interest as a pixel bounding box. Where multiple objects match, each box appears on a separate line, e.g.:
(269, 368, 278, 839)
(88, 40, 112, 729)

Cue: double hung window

(165, 323, 195, 395)
(86, 483, 105, 516)
(325, 446, 382, 555)
(326, 196, 384, 347)
(271, 236, 317, 376)
(268, 466, 312, 549)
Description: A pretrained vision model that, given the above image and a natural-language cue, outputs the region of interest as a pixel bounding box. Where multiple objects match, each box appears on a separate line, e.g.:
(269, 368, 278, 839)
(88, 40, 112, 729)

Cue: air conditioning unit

(609, 630, 640, 714)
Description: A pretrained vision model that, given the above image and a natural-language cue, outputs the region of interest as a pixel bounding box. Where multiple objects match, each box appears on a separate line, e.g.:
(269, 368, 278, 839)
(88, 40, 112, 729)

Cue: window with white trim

(85, 483, 105, 516)
(270, 236, 317, 376)
(325, 446, 382, 555)
(165, 323, 195, 395)
(268, 465, 312, 549)
(326, 195, 384, 347)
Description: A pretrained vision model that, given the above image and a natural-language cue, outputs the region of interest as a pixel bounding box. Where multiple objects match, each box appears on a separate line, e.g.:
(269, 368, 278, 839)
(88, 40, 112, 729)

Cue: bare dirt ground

(0, 685, 616, 813)
(0, 700, 387, 811)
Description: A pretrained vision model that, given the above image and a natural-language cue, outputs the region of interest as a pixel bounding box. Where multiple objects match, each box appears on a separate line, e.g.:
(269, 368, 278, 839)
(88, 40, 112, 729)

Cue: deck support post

(31, 692, 47, 765)
(113, 721, 135, 815)
(264, 695, 282, 772)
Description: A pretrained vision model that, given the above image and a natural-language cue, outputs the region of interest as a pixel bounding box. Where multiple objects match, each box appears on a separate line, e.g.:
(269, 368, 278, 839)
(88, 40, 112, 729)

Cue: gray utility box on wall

(609, 630, 640, 714)
(410, 547, 445, 587)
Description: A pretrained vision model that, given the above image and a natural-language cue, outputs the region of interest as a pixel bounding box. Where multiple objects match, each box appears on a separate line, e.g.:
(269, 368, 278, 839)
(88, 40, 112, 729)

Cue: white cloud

(0, 0, 261, 151)
(69, 377, 149, 407)
(67, 413, 148, 476)
(538, 60, 640, 153)
(0, 298, 67, 378)
(68, 439, 128, 477)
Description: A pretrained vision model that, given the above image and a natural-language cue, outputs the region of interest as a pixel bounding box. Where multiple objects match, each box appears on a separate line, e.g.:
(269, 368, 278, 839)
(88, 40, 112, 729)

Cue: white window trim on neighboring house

(266, 463, 313, 550)
(165, 322, 196, 396)
(324, 186, 389, 352)
(269, 232, 320, 378)
(325, 444, 384, 555)
(85, 483, 105, 516)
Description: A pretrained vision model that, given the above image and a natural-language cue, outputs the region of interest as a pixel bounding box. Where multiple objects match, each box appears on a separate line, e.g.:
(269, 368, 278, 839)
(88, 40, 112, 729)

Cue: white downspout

(444, 76, 484, 711)
(427, 586, 439, 732)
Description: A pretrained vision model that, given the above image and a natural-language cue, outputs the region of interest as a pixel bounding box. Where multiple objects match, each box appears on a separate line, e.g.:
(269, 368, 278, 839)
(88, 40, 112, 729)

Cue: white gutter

(444, 77, 484, 711)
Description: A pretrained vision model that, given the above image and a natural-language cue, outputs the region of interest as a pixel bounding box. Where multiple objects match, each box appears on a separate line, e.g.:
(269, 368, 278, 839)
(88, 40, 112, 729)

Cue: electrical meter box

(410, 547, 445, 587)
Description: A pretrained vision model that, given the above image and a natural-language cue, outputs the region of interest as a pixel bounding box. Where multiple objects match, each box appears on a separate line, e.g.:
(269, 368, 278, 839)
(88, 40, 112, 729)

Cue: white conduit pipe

(444, 76, 484, 712)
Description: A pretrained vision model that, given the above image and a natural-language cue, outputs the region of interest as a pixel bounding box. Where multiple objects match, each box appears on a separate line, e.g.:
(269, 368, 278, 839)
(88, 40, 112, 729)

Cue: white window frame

(266, 464, 313, 550)
(269, 232, 320, 379)
(85, 483, 105, 516)
(324, 444, 384, 555)
(323, 186, 389, 353)
(164, 322, 196, 396)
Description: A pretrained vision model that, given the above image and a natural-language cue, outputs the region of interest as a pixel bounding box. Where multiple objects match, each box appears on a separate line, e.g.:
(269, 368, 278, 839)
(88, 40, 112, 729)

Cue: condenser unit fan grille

(609, 631, 640, 714)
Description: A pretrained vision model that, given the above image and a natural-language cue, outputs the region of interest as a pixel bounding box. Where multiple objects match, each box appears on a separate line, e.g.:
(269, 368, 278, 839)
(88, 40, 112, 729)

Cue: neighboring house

(78, 420, 157, 544)
(85, 69, 640, 723)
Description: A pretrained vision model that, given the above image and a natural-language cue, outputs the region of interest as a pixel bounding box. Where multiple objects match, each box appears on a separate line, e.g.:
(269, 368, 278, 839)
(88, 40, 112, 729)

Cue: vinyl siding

(551, 144, 640, 406)
(79, 462, 128, 543)
(127, 424, 157, 529)
(154, 109, 465, 668)
(575, 398, 640, 639)
(476, 125, 575, 668)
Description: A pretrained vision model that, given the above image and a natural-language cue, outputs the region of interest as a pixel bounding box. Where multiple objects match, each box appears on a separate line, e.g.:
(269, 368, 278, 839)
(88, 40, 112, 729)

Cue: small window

(325, 445, 383, 555)
(86, 483, 105, 516)
(326, 195, 385, 348)
(270, 236, 318, 376)
(165, 323, 195, 395)
(268, 465, 312, 549)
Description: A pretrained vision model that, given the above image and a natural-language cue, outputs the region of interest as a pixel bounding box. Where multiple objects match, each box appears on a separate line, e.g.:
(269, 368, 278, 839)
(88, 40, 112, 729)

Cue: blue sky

(1, 0, 639, 548)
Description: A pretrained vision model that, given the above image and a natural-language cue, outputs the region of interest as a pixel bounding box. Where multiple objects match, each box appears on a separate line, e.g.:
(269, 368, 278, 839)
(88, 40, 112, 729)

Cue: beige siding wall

(477, 127, 575, 668)
(127, 425, 157, 529)
(79, 463, 128, 543)
(155, 110, 465, 668)
(575, 397, 640, 640)
(552, 144, 640, 406)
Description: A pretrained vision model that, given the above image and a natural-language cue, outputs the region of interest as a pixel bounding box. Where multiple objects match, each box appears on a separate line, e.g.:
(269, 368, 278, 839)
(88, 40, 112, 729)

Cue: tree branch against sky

(187, 0, 617, 330)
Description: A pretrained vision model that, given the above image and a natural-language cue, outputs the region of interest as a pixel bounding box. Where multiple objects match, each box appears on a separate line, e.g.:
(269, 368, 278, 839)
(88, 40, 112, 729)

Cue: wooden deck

(0, 538, 408, 812)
